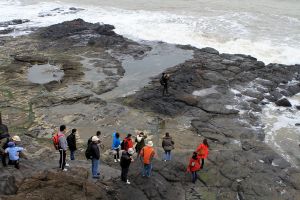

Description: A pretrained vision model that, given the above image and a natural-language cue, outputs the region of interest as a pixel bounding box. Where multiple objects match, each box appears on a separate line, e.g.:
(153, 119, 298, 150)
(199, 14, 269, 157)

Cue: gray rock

(200, 47, 219, 55)
(275, 98, 292, 107)
(0, 174, 17, 195)
(0, 28, 14, 35)
(0, 19, 30, 27)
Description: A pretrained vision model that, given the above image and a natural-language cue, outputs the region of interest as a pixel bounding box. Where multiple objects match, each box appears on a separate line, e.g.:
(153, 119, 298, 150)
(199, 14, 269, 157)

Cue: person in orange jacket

(140, 141, 155, 177)
(196, 139, 209, 169)
(187, 152, 201, 183)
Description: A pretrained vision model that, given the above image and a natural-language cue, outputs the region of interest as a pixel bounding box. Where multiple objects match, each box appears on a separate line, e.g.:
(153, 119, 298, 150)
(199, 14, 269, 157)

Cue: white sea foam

(192, 85, 218, 97)
(0, 1, 300, 65)
(262, 94, 300, 167)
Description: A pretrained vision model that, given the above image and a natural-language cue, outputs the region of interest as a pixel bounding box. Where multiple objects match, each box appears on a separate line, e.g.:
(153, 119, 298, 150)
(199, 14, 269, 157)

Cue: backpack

(85, 143, 92, 160)
(52, 133, 62, 150)
(160, 77, 164, 85)
(120, 139, 126, 150)
(1, 137, 9, 149)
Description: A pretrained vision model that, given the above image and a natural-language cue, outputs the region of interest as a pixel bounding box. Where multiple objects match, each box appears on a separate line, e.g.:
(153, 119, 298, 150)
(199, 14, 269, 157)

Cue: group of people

(111, 132, 157, 184)
(1, 116, 209, 184)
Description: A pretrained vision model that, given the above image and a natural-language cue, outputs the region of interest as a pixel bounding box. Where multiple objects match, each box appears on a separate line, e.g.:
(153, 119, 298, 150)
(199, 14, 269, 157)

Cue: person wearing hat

(120, 147, 134, 184)
(90, 135, 100, 179)
(5, 135, 26, 169)
(140, 141, 155, 177)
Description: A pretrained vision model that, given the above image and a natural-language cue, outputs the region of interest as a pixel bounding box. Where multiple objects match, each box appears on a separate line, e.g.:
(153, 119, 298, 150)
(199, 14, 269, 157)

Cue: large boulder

(37, 19, 116, 39)
(275, 98, 292, 107)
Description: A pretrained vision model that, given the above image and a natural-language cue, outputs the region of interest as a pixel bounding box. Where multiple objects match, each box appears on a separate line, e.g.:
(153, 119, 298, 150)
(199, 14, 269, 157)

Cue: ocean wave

(0, 1, 300, 65)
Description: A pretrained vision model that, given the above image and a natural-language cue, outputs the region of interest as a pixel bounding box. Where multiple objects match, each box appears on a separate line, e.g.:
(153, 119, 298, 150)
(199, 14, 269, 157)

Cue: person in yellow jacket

(140, 141, 155, 177)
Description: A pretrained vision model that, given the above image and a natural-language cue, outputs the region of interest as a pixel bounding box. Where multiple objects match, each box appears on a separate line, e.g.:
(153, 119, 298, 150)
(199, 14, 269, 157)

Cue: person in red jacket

(187, 152, 201, 183)
(196, 139, 209, 169)
(123, 134, 134, 152)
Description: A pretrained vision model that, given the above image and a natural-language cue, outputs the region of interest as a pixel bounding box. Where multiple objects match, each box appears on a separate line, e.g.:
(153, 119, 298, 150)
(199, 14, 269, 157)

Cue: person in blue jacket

(5, 136, 26, 169)
(112, 132, 121, 162)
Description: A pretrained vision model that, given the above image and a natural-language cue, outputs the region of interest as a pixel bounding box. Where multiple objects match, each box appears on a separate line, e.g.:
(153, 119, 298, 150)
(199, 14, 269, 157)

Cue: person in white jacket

(135, 132, 147, 158)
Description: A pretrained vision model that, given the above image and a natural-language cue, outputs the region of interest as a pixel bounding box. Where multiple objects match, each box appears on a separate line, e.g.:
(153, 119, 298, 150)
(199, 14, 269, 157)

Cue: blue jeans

(192, 171, 198, 183)
(142, 163, 152, 177)
(164, 150, 171, 161)
(70, 150, 75, 160)
(92, 158, 100, 177)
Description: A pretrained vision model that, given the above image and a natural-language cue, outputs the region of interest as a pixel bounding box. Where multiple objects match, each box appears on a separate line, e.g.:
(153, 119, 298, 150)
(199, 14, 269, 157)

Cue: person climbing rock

(187, 152, 201, 183)
(122, 134, 133, 152)
(67, 128, 77, 160)
(162, 132, 174, 161)
(58, 125, 68, 171)
(5, 136, 27, 169)
(120, 148, 134, 184)
(160, 73, 170, 96)
(140, 141, 155, 177)
(196, 139, 209, 169)
(90, 136, 100, 179)
(135, 132, 147, 158)
(112, 132, 121, 162)
(0, 112, 10, 167)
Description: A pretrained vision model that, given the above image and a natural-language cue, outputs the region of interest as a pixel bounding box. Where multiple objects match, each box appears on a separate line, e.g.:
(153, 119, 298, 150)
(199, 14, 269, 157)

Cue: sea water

(0, 0, 299, 64)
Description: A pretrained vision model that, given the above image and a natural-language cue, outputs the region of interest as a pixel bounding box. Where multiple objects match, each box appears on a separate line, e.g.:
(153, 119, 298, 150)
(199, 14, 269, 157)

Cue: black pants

(162, 84, 168, 96)
(1, 152, 7, 167)
(121, 167, 129, 182)
(201, 158, 204, 169)
(59, 149, 66, 170)
(8, 160, 19, 169)
(136, 148, 141, 158)
(114, 148, 120, 159)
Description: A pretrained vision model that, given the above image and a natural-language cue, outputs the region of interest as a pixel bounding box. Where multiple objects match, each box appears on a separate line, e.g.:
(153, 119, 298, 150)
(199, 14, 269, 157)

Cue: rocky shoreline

(0, 19, 300, 200)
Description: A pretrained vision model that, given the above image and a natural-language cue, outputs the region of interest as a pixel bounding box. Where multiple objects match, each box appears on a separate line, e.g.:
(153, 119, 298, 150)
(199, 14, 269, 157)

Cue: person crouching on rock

(120, 148, 135, 184)
(140, 141, 155, 177)
(5, 136, 26, 169)
(67, 128, 77, 161)
(90, 136, 101, 179)
(187, 152, 201, 183)
(196, 139, 209, 169)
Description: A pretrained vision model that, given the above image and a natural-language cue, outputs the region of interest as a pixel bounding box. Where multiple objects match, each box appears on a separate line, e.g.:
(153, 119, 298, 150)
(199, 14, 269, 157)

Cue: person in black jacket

(160, 73, 170, 96)
(0, 112, 9, 167)
(90, 136, 100, 179)
(120, 148, 134, 184)
(67, 129, 77, 160)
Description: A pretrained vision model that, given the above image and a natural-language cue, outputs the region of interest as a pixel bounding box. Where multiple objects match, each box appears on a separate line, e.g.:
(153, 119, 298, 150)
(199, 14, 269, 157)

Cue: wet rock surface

(0, 19, 300, 200)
